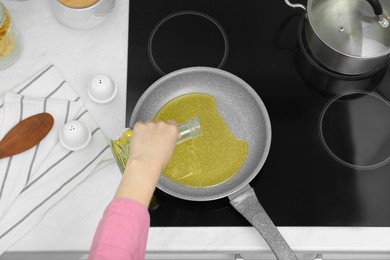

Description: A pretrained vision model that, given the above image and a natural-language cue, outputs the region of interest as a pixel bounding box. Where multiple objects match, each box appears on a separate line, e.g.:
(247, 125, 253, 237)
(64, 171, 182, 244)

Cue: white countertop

(1, 0, 390, 258)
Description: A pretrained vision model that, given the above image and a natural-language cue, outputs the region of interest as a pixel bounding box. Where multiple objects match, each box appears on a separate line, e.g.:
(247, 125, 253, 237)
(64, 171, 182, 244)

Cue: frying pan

(129, 67, 298, 260)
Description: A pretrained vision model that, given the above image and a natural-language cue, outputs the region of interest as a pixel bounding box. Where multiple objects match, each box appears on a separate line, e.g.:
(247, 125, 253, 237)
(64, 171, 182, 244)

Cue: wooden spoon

(0, 113, 54, 159)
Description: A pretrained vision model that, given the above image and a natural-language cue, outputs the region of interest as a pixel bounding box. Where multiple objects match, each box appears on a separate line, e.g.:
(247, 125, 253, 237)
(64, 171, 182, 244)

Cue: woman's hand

(129, 120, 179, 172)
(114, 120, 179, 207)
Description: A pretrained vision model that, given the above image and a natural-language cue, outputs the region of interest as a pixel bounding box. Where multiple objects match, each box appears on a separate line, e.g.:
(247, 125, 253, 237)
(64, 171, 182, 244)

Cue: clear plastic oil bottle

(110, 117, 202, 173)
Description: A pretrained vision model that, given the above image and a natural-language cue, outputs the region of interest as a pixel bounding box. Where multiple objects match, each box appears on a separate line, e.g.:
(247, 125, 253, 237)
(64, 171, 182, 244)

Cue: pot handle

(229, 186, 298, 260)
(366, 0, 389, 28)
(284, 0, 306, 12)
(367, 0, 383, 15)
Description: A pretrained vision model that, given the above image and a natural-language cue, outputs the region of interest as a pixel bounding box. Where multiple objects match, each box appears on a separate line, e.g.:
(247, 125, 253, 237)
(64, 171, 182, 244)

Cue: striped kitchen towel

(0, 64, 114, 254)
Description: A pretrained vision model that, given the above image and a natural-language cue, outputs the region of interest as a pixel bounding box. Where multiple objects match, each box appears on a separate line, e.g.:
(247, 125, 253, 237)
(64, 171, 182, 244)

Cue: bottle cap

(59, 120, 91, 151)
(87, 74, 117, 103)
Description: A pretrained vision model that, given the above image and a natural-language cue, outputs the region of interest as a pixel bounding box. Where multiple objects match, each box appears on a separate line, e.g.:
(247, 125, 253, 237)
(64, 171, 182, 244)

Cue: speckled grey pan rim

(129, 67, 272, 201)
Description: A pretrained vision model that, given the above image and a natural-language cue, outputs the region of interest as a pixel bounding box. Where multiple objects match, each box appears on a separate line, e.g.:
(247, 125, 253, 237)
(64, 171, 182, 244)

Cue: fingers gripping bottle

(110, 117, 202, 173)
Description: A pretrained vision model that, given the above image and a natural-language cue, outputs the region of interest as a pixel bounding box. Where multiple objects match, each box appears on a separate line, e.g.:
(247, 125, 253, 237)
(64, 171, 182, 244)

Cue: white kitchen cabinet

(1, 251, 390, 260)
(240, 253, 390, 260)
(320, 254, 390, 260)
(145, 253, 286, 260)
(146, 253, 238, 260)
(0, 252, 86, 260)
(144, 253, 390, 260)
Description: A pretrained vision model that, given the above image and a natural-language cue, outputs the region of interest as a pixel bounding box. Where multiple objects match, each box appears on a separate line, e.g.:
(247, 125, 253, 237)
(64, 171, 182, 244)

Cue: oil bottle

(110, 117, 202, 173)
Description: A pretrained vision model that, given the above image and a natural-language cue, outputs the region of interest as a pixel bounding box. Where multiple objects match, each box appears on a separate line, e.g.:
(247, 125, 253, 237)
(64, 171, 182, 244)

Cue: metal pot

(296, 15, 389, 95)
(285, 0, 390, 75)
(130, 67, 298, 260)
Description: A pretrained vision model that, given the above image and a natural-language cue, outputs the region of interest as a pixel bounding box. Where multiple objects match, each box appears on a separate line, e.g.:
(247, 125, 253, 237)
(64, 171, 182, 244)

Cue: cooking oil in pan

(154, 93, 248, 188)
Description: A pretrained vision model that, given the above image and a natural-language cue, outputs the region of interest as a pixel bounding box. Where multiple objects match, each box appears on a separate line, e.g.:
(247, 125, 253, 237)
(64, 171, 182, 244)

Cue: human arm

(88, 120, 179, 260)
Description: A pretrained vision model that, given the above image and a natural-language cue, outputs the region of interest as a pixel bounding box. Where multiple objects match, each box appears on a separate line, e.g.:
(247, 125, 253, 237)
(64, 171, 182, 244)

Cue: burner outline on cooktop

(147, 10, 229, 75)
(318, 90, 390, 170)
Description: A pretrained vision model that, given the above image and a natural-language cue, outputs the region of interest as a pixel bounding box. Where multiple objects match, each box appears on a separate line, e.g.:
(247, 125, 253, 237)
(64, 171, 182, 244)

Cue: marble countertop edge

(146, 227, 390, 253)
(6, 227, 390, 254)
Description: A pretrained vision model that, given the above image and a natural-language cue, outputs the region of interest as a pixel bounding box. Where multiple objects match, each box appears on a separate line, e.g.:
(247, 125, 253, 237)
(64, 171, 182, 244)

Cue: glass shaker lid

(308, 0, 390, 58)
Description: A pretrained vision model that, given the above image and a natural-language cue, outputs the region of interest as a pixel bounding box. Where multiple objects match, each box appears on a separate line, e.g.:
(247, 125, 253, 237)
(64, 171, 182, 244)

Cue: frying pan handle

(229, 186, 298, 260)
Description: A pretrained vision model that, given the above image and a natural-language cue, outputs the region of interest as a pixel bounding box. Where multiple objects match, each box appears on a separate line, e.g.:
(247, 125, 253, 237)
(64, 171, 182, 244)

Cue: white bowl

(59, 120, 91, 151)
(50, 0, 115, 30)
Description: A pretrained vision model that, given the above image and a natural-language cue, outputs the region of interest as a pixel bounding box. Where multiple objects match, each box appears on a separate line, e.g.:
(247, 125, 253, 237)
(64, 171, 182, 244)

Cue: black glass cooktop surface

(126, 0, 390, 227)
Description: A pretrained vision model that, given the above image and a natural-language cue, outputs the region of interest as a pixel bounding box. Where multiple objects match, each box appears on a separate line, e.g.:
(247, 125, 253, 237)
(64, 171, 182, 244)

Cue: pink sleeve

(88, 198, 150, 260)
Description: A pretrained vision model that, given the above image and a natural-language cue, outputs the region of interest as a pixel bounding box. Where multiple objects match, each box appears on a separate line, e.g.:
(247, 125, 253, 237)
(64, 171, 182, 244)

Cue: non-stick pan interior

(129, 67, 271, 201)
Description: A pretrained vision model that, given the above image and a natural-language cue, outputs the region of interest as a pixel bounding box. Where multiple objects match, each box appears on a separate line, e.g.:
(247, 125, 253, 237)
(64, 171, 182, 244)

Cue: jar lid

(308, 0, 390, 58)
(0, 3, 4, 27)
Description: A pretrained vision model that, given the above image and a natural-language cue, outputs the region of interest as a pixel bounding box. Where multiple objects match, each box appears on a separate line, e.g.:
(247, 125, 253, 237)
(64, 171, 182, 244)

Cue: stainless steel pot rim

(310, 32, 390, 59)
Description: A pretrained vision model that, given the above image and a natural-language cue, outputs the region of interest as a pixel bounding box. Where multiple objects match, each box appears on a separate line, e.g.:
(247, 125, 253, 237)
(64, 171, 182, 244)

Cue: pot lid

(307, 0, 390, 58)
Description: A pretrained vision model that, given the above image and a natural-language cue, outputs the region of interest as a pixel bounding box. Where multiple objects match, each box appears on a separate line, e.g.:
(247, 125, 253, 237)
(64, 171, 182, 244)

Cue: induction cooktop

(126, 0, 390, 227)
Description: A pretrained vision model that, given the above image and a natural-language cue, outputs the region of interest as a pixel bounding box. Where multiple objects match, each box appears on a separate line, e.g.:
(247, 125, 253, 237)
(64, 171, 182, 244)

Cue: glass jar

(110, 117, 202, 173)
(0, 2, 21, 69)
